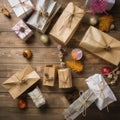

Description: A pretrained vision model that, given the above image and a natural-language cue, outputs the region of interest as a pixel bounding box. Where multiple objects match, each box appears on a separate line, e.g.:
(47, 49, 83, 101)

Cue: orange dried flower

(99, 15, 114, 32)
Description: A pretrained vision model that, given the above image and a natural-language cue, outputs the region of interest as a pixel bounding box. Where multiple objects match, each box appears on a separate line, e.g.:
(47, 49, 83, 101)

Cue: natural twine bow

(59, 3, 85, 32)
(91, 32, 120, 53)
(78, 96, 87, 116)
(93, 78, 109, 112)
(65, 90, 93, 118)
(12, 0, 35, 13)
(44, 73, 53, 81)
(13, 69, 29, 86)
(39, 7, 49, 18)
(60, 69, 69, 88)
(32, 92, 43, 102)
(14, 24, 27, 36)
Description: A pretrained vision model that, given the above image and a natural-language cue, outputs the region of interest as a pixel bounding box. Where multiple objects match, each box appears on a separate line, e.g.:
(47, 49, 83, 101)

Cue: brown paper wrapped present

(50, 2, 85, 45)
(43, 65, 56, 86)
(79, 26, 120, 66)
(58, 68, 72, 88)
(2, 65, 40, 99)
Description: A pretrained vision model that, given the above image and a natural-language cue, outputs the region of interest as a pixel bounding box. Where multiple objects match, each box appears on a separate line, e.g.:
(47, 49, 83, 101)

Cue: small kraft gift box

(8, 0, 34, 19)
(28, 86, 46, 108)
(50, 2, 85, 45)
(43, 65, 57, 87)
(79, 26, 120, 66)
(12, 20, 33, 41)
(86, 74, 117, 110)
(58, 68, 72, 88)
(2, 65, 40, 99)
(27, 0, 61, 33)
(63, 89, 97, 120)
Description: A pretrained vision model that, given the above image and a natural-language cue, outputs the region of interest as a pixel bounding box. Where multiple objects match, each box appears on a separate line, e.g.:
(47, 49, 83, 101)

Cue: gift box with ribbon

(28, 86, 46, 108)
(43, 65, 57, 87)
(63, 89, 97, 120)
(8, 0, 34, 18)
(12, 20, 33, 41)
(50, 2, 85, 45)
(79, 26, 120, 66)
(58, 68, 72, 88)
(2, 65, 40, 99)
(86, 74, 117, 110)
(27, 0, 61, 33)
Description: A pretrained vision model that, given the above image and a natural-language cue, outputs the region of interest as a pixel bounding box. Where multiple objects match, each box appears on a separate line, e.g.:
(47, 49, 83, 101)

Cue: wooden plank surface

(0, 0, 120, 120)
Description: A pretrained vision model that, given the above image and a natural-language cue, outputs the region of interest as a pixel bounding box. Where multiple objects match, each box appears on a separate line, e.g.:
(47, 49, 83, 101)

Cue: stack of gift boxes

(1, 0, 120, 119)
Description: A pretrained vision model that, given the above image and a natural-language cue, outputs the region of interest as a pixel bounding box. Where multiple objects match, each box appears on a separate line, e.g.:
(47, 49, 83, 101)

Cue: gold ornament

(23, 48, 32, 59)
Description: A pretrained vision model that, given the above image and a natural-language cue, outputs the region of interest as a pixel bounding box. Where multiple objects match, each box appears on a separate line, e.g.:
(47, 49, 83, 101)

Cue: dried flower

(90, 0, 108, 14)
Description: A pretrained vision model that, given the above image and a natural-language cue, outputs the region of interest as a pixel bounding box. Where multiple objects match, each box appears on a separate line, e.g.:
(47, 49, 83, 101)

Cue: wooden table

(0, 0, 120, 120)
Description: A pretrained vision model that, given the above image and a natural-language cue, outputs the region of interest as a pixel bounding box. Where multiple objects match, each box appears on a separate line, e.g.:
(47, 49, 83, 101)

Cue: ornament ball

(89, 16, 98, 26)
(102, 67, 111, 75)
(40, 34, 49, 45)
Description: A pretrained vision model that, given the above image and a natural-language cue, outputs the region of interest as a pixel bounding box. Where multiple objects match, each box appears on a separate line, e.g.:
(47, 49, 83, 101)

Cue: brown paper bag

(58, 68, 72, 88)
(80, 26, 120, 66)
(50, 2, 85, 45)
(43, 65, 56, 86)
(2, 65, 40, 99)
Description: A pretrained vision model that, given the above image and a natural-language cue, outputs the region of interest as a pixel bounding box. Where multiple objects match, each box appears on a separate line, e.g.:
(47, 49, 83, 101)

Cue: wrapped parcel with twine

(63, 89, 97, 120)
(8, 0, 34, 18)
(12, 20, 33, 41)
(27, 0, 61, 33)
(58, 68, 72, 88)
(79, 26, 120, 66)
(50, 2, 85, 45)
(28, 86, 46, 108)
(86, 74, 117, 110)
(2, 65, 40, 99)
(43, 65, 57, 87)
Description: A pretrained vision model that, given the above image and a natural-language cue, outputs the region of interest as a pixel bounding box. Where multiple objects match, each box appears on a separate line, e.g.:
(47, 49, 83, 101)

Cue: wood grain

(0, 0, 120, 120)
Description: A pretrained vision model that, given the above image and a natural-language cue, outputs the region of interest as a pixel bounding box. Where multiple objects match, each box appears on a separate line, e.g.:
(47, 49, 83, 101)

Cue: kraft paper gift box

(28, 86, 46, 108)
(79, 26, 120, 66)
(43, 65, 56, 87)
(8, 0, 34, 19)
(27, 0, 61, 33)
(50, 2, 85, 45)
(86, 74, 117, 110)
(2, 65, 40, 99)
(12, 20, 33, 41)
(58, 68, 72, 88)
(63, 89, 97, 120)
